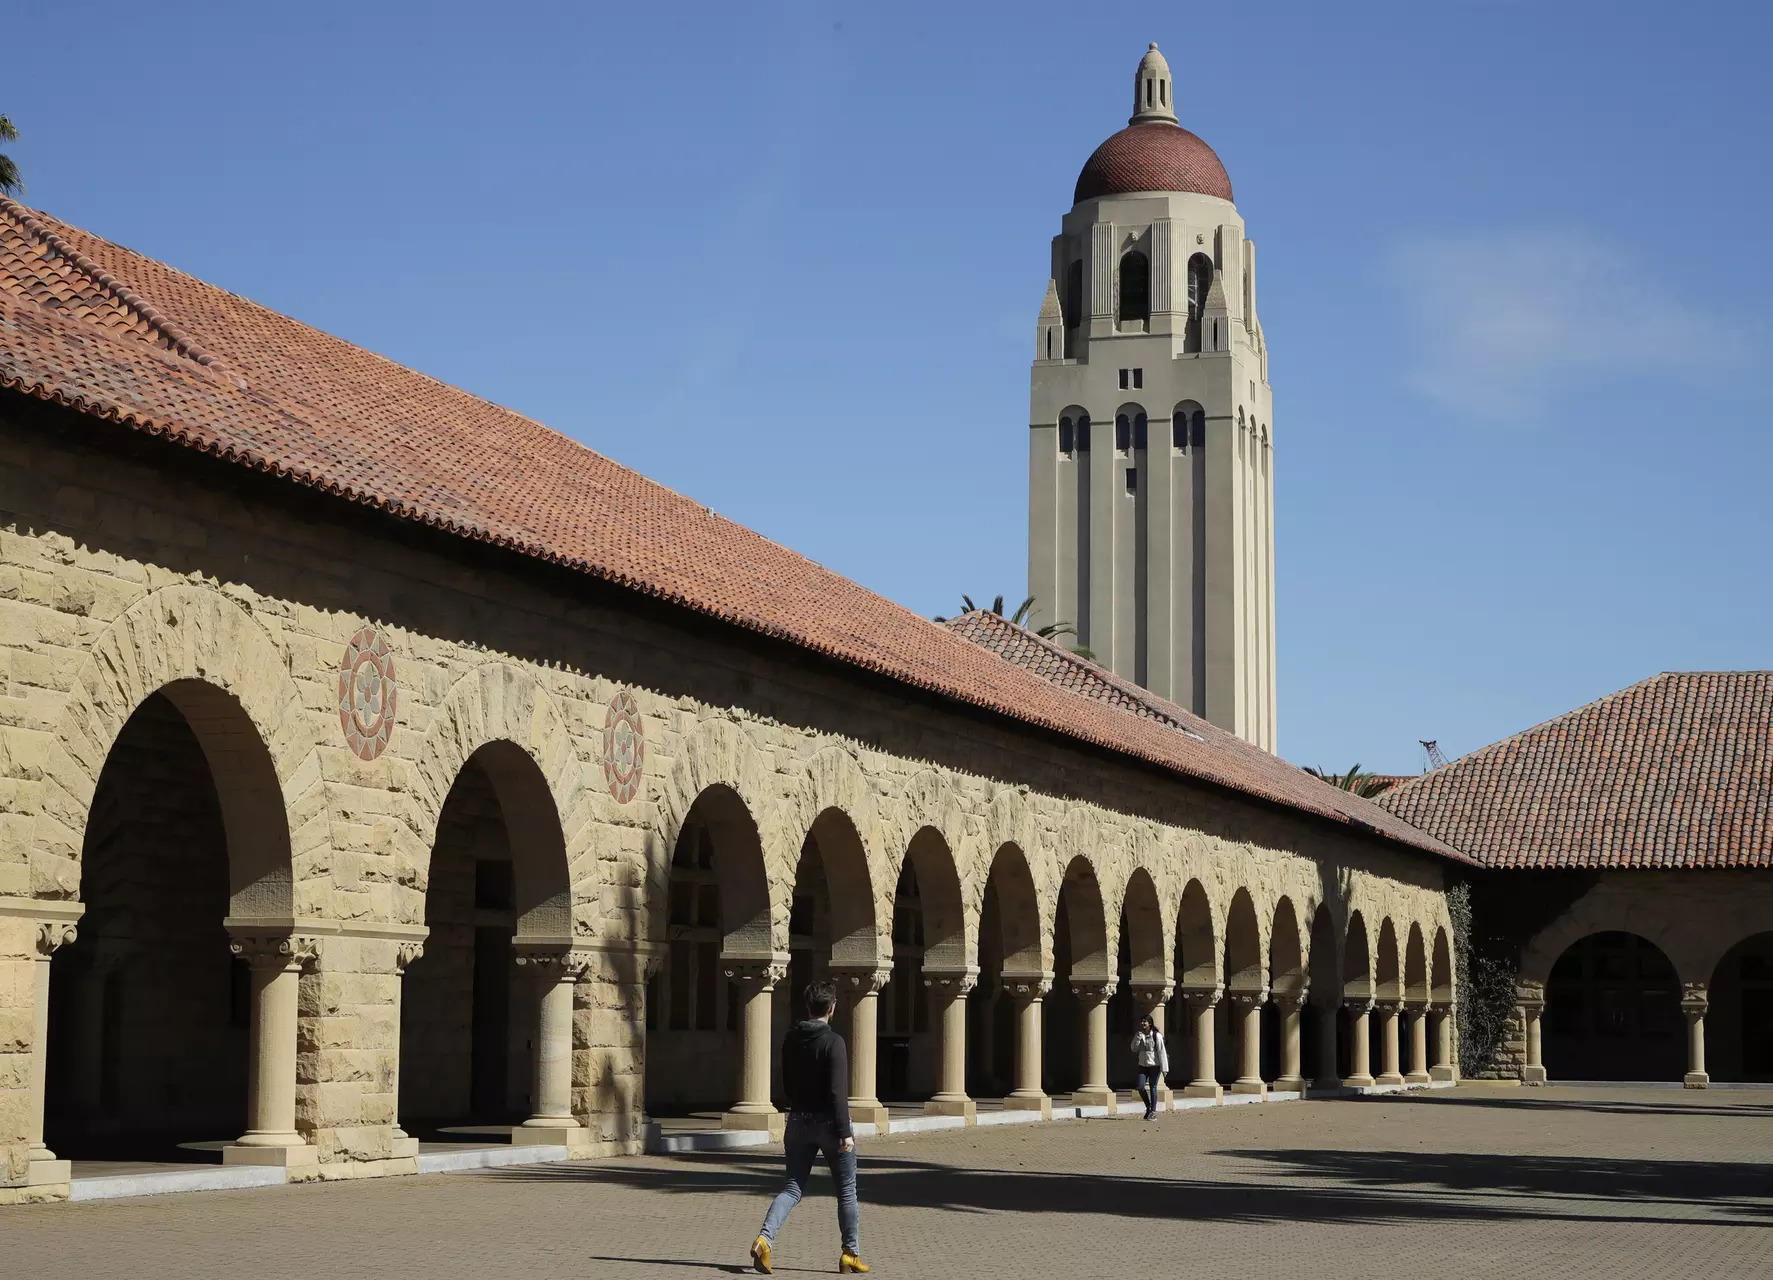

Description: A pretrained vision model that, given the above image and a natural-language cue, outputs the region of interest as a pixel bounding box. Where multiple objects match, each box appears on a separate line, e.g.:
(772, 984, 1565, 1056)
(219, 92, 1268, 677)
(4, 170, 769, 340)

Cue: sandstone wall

(0, 404, 1456, 1199)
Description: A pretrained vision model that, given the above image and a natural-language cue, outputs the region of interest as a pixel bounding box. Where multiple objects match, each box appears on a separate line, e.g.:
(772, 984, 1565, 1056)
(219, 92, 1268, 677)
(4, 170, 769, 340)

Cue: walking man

(751, 979, 870, 1274)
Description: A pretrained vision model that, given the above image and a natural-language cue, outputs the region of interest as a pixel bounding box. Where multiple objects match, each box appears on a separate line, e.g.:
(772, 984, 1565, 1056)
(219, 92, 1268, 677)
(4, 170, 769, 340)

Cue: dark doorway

(1545, 932, 1682, 1082)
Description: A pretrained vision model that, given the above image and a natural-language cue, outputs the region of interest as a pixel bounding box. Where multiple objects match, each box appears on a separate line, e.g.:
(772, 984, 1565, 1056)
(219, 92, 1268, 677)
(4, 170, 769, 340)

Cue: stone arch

(1269, 896, 1305, 998)
(1120, 867, 1166, 986)
(1431, 926, 1454, 1004)
(1521, 891, 1711, 988)
(1375, 918, 1402, 1002)
(1404, 922, 1430, 1006)
(1224, 888, 1263, 994)
(1176, 878, 1219, 990)
(657, 717, 781, 953)
(1056, 854, 1111, 982)
(1308, 903, 1340, 996)
(983, 843, 1045, 976)
(899, 825, 968, 972)
(1343, 911, 1373, 1001)
(796, 805, 882, 970)
(1706, 932, 1773, 1082)
(411, 663, 591, 938)
(1544, 931, 1683, 1082)
(43, 583, 315, 917)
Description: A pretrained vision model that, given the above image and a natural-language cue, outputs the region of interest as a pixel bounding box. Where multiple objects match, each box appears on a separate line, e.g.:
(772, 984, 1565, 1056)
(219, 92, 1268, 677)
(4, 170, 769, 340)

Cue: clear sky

(9, 1, 1770, 773)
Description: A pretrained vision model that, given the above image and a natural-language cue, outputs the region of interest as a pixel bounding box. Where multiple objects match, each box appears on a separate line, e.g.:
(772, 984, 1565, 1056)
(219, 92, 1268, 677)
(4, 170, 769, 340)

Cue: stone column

(1430, 1003, 1457, 1083)
(224, 930, 320, 1167)
(387, 941, 424, 1159)
(23, 921, 77, 1189)
(1273, 991, 1305, 1094)
(1682, 983, 1710, 1089)
(1229, 990, 1266, 1095)
(924, 969, 977, 1122)
(1004, 977, 1052, 1119)
(1313, 995, 1339, 1089)
(512, 946, 592, 1148)
(1342, 999, 1374, 1087)
(836, 967, 892, 1132)
(1405, 1003, 1432, 1084)
(1519, 983, 1546, 1085)
(1181, 987, 1222, 1100)
(1374, 1001, 1404, 1085)
(1069, 981, 1117, 1111)
(722, 959, 787, 1135)
(1132, 983, 1174, 1111)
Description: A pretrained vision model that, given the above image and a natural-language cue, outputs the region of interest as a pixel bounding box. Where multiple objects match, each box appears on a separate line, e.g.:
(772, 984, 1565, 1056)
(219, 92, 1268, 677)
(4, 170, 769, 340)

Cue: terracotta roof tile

(944, 612, 1466, 860)
(1074, 123, 1233, 204)
(1377, 672, 1773, 870)
(0, 198, 1460, 864)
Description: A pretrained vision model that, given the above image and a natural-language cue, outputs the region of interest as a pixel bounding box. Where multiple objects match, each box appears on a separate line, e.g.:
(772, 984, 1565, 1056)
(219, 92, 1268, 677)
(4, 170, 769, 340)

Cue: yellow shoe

(751, 1236, 772, 1274)
(839, 1252, 871, 1273)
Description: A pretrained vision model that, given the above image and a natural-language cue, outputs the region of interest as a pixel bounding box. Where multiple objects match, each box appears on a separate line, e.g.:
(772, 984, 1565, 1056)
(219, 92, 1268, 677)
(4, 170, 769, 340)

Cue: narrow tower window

(1118, 251, 1150, 326)
(1133, 412, 1148, 450)
(1172, 408, 1187, 451)
(1115, 413, 1130, 453)
(1185, 253, 1214, 353)
(1192, 410, 1205, 449)
(1058, 416, 1074, 455)
(1064, 261, 1083, 330)
(1076, 413, 1091, 452)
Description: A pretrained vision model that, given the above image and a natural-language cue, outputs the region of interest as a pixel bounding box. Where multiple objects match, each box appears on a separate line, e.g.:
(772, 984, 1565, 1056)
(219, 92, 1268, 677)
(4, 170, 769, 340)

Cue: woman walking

(1131, 1014, 1168, 1120)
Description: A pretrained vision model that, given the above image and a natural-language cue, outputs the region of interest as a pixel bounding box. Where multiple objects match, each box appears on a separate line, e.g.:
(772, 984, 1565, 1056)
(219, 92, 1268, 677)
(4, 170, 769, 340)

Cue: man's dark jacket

(781, 1018, 852, 1139)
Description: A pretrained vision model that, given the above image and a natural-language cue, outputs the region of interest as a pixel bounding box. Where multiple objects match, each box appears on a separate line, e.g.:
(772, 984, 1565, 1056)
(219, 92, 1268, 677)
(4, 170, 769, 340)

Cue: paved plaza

(10, 1085, 1773, 1279)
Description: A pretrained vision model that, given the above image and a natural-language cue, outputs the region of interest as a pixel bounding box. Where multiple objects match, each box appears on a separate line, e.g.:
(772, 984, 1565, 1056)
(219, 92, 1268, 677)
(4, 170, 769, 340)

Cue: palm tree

(934, 594, 1075, 641)
(1304, 763, 1397, 799)
(0, 116, 19, 196)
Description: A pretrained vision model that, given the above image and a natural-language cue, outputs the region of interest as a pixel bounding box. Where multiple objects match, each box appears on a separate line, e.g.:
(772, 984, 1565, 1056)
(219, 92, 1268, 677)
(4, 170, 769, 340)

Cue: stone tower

(1027, 43, 1276, 751)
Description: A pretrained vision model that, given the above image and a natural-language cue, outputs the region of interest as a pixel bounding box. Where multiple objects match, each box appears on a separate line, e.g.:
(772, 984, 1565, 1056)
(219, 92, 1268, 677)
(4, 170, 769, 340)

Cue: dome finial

(1130, 42, 1177, 126)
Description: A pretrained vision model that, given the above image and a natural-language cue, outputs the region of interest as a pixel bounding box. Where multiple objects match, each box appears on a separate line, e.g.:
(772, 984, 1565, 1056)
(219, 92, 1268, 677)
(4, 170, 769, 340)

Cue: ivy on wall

(1447, 880, 1521, 1076)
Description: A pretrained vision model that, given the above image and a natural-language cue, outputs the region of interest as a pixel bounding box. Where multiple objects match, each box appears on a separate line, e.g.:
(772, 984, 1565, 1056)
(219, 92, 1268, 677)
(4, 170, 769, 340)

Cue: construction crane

(1420, 739, 1448, 771)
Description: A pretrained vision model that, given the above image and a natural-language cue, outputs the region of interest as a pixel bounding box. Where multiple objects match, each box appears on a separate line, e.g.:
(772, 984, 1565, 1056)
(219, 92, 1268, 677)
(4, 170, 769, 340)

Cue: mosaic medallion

(603, 689, 644, 803)
(337, 625, 397, 761)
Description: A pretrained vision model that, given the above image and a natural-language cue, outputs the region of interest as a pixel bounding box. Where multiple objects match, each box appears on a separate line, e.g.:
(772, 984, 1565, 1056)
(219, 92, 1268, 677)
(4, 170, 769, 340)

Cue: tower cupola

(1129, 43, 1176, 125)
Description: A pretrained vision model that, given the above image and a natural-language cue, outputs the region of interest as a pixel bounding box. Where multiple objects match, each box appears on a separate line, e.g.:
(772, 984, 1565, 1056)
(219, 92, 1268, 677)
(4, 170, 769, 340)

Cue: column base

(25, 1157, 72, 1187)
(1182, 1081, 1222, 1101)
(1230, 1079, 1266, 1096)
(513, 1123, 590, 1150)
(1071, 1086, 1116, 1112)
(1156, 1084, 1174, 1111)
(925, 1096, 976, 1124)
(390, 1134, 420, 1159)
(1521, 1065, 1547, 1086)
(1273, 1076, 1304, 1095)
(1005, 1092, 1053, 1120)
(722, 1108, 786, 1137)
(1430, 1065, 1457, 1083)
(1341, 1074, 1375, 1088)
(1684, 1071, 1710, 1089)
(851, 1101, 890, 1132)
(223, 1142, 319, 1168)
(1376, 1073, 1406, 1086)
(1405, 1071, 1432, 1085)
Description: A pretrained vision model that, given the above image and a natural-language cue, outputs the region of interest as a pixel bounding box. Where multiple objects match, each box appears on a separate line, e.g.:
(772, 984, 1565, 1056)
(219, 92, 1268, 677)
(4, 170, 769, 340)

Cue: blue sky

(9, 1, 1770, 773)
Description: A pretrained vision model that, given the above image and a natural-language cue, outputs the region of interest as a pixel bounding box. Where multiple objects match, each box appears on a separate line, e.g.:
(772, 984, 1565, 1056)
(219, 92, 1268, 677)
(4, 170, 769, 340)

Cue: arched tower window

(1075, 412, 1091, 453)
(1134, 411, 1148, 451)
(1064, 260, 1084, 331)
(1185, 253, 1214, 353)
(1192, 410, 1205, 449)
(1173, 401, 1204, 451)
(1115, 413, 1130, 453)
(1116, 405, 1147, 453)
(1058, 413, 1078, 456)
(1118, 251, 1150, 326)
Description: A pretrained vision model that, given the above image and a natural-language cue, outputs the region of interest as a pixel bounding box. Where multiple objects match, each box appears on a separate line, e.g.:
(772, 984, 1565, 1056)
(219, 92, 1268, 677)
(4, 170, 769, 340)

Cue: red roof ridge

(1, 197, 229, 376)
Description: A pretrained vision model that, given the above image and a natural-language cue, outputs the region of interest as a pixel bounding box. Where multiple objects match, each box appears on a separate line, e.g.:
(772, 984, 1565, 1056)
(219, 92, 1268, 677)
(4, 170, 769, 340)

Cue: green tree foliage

(934, 594, 1076, 641)
(0, 115, 20, 196)
(1303, 763, 1396, 798)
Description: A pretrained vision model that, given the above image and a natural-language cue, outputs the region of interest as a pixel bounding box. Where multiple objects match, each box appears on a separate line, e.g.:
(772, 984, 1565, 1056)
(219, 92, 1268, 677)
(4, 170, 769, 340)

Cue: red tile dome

(1074, 122, 1233, 205)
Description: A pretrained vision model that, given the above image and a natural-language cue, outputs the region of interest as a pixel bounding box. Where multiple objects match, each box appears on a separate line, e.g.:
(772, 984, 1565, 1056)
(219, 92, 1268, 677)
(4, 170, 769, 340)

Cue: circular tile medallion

(338, 626, 397, 761)
(603, 689, 644, 803)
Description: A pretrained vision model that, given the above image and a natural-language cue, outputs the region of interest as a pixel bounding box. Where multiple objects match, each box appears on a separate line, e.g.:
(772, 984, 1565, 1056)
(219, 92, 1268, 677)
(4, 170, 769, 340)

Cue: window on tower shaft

(1118, 251, 1150, 326)
(1076, 414, 1091, 452)
(1115, 414, 1130, 453)
(1058, 416, 1074, 456)
(1185, 253, 1214, 353)
(1133, 412, 1148, 451)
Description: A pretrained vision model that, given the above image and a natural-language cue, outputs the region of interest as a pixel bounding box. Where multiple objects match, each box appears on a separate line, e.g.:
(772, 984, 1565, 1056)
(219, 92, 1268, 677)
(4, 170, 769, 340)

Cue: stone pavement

(8, 1085, 1773, 1279)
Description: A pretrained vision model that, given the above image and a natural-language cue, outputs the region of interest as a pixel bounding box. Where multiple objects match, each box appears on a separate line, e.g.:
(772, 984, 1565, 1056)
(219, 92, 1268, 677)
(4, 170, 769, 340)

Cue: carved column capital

(1404, 999, 1430, 1015)
(1006, 975, 1053, 1004)
(1069, 980, 1116, 1006)
(1272, 989, 1307, 1013)
(394, 940, 426, 974)
(1130, 982, 1174, 1008)
(1180, 986, 1222, 1012)
(1226, 989, 1268, 1012)
(228, 930, 321, 972)
(35, 920, 77, 958)
(832, 966, 893, 999)
(923, 968, 979, 998)
(1343, 995, 1375, 1015)
(722, 958, 788, 992)
(515, 947, 594, 983)
(1681, 982, 1709, 1018)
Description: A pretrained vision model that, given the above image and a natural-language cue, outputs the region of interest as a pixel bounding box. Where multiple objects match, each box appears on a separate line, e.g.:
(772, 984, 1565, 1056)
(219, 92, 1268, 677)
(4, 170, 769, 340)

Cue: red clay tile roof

(944, 612, 1467, 861)
(1377, 672, 1773, 870)
(0, 196, 1459, 863)
(1074, 123, 1233, 205)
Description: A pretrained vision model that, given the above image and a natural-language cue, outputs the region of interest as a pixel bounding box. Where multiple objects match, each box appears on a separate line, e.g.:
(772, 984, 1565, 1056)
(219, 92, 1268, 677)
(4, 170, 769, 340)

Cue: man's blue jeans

(759, 1112, 859, 1255)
